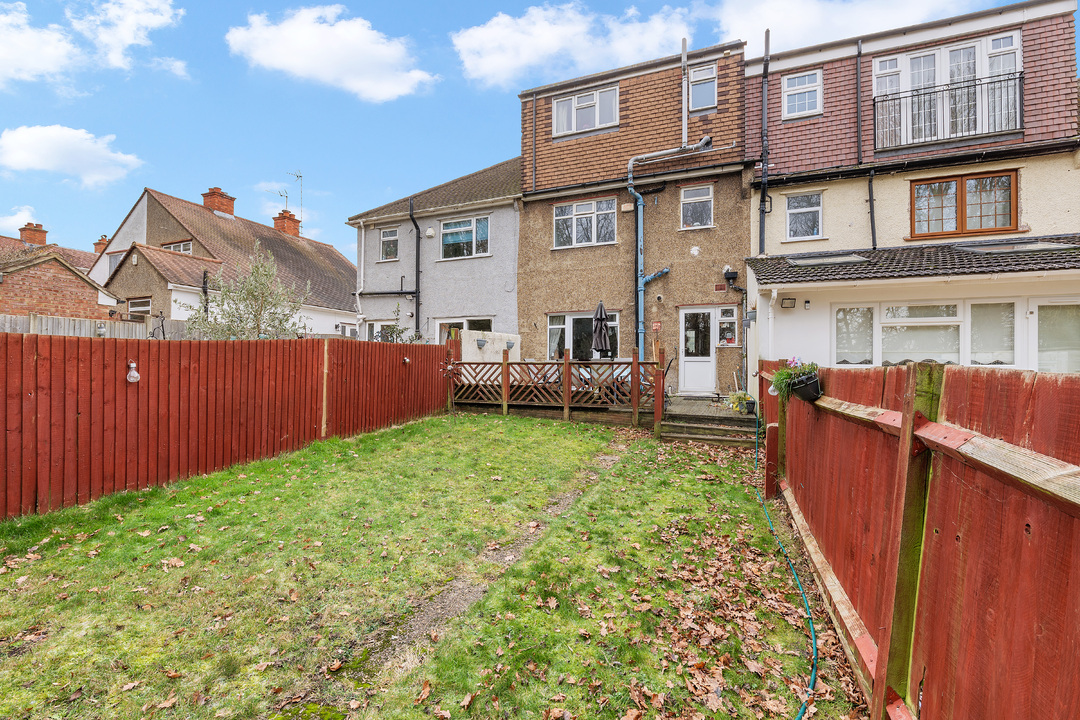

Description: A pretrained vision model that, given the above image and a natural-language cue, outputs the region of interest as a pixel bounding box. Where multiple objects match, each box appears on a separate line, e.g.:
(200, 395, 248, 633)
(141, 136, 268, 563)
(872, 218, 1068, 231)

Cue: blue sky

(0, 0, 1073, 261)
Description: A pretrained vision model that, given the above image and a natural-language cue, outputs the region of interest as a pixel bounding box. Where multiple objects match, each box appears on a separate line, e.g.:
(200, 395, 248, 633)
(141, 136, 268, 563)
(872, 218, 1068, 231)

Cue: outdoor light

(476, 338, 487, 349)
(95, 321, 106, 337)
(780, 297, 796, 309)
(804, 300, 811, 310)
(506, 340, 515, 350)
(126, 361, 140, 383)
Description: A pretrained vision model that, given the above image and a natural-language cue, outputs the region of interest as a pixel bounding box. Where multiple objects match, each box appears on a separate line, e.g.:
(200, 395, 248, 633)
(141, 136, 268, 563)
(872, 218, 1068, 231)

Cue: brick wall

(0, 259, 114, 319)
(522, 54, 746, 193)
(745, 13, 1078, 176)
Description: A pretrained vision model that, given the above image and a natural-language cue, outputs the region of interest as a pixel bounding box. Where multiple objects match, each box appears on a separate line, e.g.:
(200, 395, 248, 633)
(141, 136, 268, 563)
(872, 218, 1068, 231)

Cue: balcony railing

(873, 73, 1023, 150)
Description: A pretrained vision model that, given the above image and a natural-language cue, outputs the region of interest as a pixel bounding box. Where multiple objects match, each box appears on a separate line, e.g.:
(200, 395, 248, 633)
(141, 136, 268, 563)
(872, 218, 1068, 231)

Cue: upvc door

(1031, 299, 1080, 373)
(679, 307, 716, 395)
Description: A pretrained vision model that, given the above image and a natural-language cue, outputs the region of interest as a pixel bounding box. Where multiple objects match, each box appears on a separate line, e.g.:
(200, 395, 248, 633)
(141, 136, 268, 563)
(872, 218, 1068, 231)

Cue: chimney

(274, 209, 300, 237)
(19, 223, 47, 246)
(93, 235, 109, 254)
(201, 187, 235, 215)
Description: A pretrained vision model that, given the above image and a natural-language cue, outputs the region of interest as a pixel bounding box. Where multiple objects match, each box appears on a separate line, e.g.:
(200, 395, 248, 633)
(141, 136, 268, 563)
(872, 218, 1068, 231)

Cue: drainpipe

(628, 134, 712, 355)
(202, 270, 209, 318)
(856, 40, 863, 166)
(681, 39, 689, 147)
(408, 198, 421, 334)
(758, 29, 771, 257)
(355, 220, 366, 330)
(868, 169, 879, 249)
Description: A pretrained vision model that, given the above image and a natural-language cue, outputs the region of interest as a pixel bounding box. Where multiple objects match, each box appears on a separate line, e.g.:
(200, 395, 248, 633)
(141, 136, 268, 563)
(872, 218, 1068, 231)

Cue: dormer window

(553, 86, 618, 136)
(162, 241, 192, 254)
(689, 64, 716, 111)
(782, 70, 822, 119)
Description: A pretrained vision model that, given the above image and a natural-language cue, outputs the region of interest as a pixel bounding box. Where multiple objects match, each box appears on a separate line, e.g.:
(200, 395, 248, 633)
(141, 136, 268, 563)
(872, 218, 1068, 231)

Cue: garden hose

(751, 411, 819, 720)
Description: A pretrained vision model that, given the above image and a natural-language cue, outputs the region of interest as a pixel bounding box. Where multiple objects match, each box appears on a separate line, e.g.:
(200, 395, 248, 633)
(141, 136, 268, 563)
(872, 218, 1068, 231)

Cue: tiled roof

(135, 244, 224, 288)
(146, 189, 357, 312)
(348, 157, 521, 223)
(747, 235, 1080, 286)
(0, 235, 97, 271)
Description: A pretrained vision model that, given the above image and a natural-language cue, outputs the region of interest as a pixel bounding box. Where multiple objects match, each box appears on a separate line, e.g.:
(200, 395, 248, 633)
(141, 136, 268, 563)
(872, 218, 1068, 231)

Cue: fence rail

(760, 361, 1080, 720)
(0, 336, 448, 521)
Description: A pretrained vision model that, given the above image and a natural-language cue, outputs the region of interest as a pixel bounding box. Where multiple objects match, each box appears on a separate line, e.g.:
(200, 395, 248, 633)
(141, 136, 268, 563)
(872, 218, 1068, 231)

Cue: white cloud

(0, 205, 35, 235)
(451, 2, 692, 88)
(0, 2, 81, 89)
(150, 56, 188, 78)
(225, 5, 437, 102)
(0, 125, 143, 188)
(68, 0, 184, 70)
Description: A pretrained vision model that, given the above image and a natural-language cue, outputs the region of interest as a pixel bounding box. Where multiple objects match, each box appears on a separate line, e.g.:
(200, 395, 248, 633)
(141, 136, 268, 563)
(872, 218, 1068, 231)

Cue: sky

(1, 0, 1074, 262)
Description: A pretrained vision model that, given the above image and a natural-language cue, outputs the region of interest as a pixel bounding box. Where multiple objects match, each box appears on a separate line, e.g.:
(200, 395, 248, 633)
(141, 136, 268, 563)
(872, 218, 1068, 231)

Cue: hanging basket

(789, 372, 822, 403)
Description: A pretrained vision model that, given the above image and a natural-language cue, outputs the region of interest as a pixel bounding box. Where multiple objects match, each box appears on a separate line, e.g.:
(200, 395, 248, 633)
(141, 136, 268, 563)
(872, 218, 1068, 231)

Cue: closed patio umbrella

(592, 302, 611, 358)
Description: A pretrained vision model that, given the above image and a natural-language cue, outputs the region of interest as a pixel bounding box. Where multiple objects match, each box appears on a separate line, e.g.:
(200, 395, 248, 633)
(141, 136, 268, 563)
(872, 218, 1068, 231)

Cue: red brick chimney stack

(19, 223, 47, 245)
(201, 187, 235, 215)
(274, 209, 300, 237)
(93, 235, 109, 254)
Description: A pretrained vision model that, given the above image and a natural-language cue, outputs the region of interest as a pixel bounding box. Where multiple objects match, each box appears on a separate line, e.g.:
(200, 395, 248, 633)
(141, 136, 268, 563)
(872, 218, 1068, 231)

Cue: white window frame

(438, 216, 490, 261)
(162, 241, 192, 254)
(689, 64, 717, 111)
(553, 198, 617, 248)
(784, 191, 824, 242)
(378, 228, 398, 262)
(366, 320, 397, 342)
(552, 85, 619, 137)
(128, 297, 152, 316)
(547, 311, 620, 360)
(781, 70, 823, 120)
(1029, 296, 1080, 374)
(438, 318, 493, 343)
(679, 184, 714, 229)
(107, 250, 125, 275)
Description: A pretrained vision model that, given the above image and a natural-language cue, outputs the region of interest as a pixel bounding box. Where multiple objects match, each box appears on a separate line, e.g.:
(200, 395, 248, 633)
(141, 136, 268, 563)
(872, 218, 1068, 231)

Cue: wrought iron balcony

(873, 73, 1023, 150)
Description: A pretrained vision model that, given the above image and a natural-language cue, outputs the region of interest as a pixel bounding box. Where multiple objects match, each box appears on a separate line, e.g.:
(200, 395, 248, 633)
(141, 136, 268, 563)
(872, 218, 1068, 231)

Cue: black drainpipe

(856, 40, 863, 166)
(409, 198, 421, 334)
(869, 169, 878, 249)
(758, 30, 771, 256)
(202, 270, 209, 318)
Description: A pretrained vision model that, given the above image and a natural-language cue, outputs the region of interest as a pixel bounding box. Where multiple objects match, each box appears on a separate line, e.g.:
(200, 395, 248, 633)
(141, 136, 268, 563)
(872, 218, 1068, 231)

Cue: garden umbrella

(592, 302, 611, 357)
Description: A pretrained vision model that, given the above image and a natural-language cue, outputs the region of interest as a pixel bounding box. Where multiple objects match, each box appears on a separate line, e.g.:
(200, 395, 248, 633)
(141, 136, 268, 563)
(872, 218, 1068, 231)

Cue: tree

(177, 241, 311, 339)
(373, 303, 423, 343)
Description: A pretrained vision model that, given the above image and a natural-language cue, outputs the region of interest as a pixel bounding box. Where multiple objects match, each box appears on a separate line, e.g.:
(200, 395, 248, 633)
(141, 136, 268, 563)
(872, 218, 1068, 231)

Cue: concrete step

(660, 421, 759, 438)
(660, 432, 758, 448)
(663, 410, 759, 429)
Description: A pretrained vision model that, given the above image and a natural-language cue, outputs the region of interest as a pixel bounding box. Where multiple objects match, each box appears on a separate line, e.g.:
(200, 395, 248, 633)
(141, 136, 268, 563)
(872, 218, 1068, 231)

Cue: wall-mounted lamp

(126, 360, 140, 383)
(780, 297, 796, 309)
(476, 338, 487, 349)
(334, 323, 341, 330)
(804, 300, 811, 310)
(425, 227, 435, 238)
(95, 321, 106, 338)
(506, 340, 515, 350)
(108, 309, 117, 317)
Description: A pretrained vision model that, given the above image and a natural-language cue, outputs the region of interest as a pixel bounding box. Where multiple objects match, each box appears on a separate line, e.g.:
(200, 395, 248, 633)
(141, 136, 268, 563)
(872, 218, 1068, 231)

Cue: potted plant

(770, 357, 822, 403)
(726, 390, 757, 415)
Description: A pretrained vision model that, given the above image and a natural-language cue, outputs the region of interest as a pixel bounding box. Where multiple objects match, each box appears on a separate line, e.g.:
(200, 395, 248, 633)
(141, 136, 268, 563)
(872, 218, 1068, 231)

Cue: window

(786, 193, 823, 241)
(689, 64, 716, 111)
(366, 321, 397, 342)
(1037, 303, 1080, 373)
(380, 228, 398, 261)
(553, 86, 618, 136)
(680, 185, 712, 228)
(548, 312, 619, 361)
(162, 241, 192, 254)
(554, 199, 616, 247)
(440, 217, 489, 259)
(128, 297, 151, 316)
(970, 302, 1015, 365)
(338, 323, 358, 338)
(835, 307, 874, 365)
(782, 70, 822, 119)
(911, 171, 1016, 238)
(108, 251, 124, 275)
(438, 318, 492, 343)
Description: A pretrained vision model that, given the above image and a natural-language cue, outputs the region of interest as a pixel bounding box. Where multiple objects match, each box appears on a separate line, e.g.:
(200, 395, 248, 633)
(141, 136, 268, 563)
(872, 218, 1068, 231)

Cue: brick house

(518, 41, 752, 396)
(87, 187, 358, 335)
(347, 158, 521, 343)
(744, 0, 1080, 376)
(0, 224, 118, 319)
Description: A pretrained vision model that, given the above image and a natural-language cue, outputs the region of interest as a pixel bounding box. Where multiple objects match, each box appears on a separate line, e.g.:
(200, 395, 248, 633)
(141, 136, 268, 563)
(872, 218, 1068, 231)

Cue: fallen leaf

(415, 679, 431, 705)
(460, 692, 476, 709)
(433, 707, 451, 719)
(121, 681, 141, 692)
(328, 659, 343, 672)
(164, 670, 183, 679)
(157, 692, 177, 708)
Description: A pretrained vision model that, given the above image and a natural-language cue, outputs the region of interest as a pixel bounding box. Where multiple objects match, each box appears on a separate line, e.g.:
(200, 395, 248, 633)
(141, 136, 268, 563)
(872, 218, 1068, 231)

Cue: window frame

(552, 197, 617, 248)
(689, 64, 717, 111)
(547, 311, 620, 361)
(162, 241, 192, 254)
(910, 170, 1018, 239)
(781, 69, 823, 120)
(128, 297, 152, 316)
(784, 191, 824, 242)
(552, 85, 619, 137)
(379, 228, 399, 262)
(438, 318, 493, 343)
(679, 183, 714, 229)
(438, 216, 490, 261)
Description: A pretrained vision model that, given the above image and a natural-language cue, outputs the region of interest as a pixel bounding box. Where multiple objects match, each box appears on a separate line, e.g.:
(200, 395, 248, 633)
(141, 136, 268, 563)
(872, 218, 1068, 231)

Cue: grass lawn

(0, 414, 865, 719)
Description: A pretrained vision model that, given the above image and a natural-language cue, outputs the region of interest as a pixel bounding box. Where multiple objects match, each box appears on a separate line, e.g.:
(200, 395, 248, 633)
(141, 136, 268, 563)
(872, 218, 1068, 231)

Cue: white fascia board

(347, 195, 520, 228)
(755, 268, 1080, 292)
(745, 0, 1077, 76)
(525, 163, 746, 203)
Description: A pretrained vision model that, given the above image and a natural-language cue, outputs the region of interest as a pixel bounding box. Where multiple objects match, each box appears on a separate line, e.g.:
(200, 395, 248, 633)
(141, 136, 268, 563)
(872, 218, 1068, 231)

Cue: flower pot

(745, 399, 757, 415)
(789, 373, 822, 402)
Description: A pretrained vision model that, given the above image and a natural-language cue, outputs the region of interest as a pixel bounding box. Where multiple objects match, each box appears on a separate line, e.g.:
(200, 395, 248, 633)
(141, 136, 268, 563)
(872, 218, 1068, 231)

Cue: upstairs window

(554, 199, 616, 247)
(379, 228, 398, 261)
(782, 70, 822, 119)
(689, 64, 717, 111)
(786, 192, 823, 241)
(441, 217, 489, 259)
(911, 171, 1016, 238)
(553, 86, 618, 136)
(162, 241, 192, 254)
(680, 185, 713, 228)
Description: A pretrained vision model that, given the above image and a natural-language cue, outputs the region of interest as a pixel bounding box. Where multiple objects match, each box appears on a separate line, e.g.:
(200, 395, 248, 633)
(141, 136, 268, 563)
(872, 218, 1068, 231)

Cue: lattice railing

(454, 362, 503, 404)
(452, 359, 658, 409)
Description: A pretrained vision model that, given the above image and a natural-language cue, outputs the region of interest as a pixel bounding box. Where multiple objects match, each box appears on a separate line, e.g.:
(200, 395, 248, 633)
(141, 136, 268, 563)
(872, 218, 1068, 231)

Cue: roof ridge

(147, 187, 322, 245)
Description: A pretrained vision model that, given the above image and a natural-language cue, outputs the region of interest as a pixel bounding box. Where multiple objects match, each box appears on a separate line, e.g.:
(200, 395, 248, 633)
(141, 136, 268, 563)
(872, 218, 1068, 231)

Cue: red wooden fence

(760, 362, 1080, 720)
(0, 336, 448, 521)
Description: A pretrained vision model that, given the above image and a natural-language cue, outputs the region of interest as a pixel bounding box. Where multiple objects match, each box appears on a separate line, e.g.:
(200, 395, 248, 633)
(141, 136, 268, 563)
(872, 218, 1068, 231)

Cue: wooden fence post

(631, 347, 640, 428)
(764, 423, 779, 499)
(319, 339, 330, 439)
(501, 348, 510, 416)
(562, 352, 571, 421)
(445, 340, 456, 412)
(653, 348, 665, 438)
(870, 362, 944, 720)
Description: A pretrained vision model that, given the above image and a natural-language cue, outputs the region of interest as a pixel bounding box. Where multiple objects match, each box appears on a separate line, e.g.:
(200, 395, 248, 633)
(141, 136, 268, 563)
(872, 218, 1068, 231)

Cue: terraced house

(517, 41, 752, 396)
(745, 0, 1080, 375)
